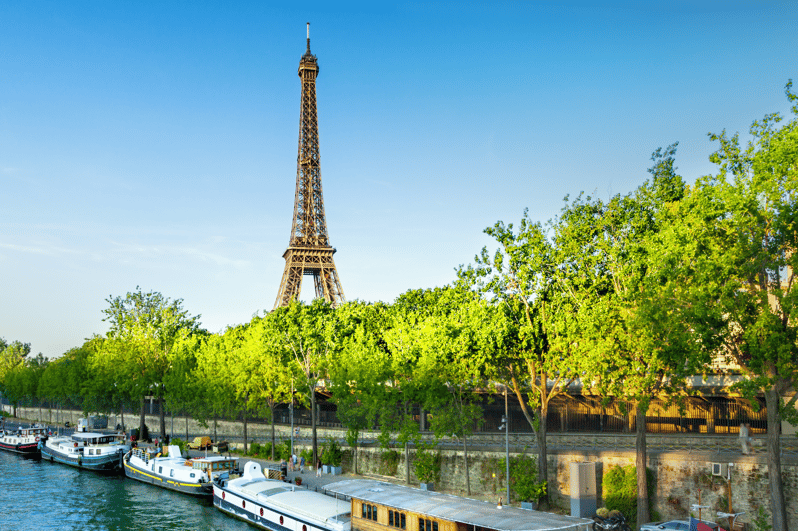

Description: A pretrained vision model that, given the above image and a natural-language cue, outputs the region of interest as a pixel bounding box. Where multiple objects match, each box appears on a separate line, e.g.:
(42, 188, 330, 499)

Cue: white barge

(213, 460, 351, 531)
(0, 425, 48, 456)
(124, 444, 239, 496)
(41, 431, 129, 472)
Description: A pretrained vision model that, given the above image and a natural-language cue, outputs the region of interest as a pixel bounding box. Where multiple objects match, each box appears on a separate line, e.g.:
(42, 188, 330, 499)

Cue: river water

(0, 449, 252, 531)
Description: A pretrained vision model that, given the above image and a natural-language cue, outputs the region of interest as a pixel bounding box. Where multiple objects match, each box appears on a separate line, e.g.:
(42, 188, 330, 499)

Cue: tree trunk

(158, 396, 166, 439)
(213, 413, 218, 443)
(462, 434, 471, 495)
(537, 405, 549, 507)
(636, 402, 650, 529)
(311, 387, 318, 468)
(765, 387, 787, 531)
(354, 444, 358, 475)
(120, 404, 125, 432)
(405, 444, 410, 484)
(139, 396, 146, 439)
(185, 414, 188, 441)
(271, 414, 276, 461)
(243, 408, 249, 454)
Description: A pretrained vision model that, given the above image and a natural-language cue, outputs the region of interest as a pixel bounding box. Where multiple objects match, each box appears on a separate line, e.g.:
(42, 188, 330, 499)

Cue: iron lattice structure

(274, 26, 345, 309)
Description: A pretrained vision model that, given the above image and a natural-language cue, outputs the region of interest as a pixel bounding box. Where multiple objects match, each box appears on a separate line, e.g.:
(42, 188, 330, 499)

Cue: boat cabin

(71, 432, 125, 446)
(191, 456, 239, 474)
(323, 480, 592, 531)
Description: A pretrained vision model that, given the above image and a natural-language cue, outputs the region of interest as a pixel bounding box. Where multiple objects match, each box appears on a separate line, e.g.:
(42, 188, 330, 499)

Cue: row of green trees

(2, 82, 795, 529)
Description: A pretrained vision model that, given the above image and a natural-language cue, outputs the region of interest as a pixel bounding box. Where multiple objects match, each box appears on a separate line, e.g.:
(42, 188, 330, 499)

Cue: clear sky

(2, 1, 796, 359)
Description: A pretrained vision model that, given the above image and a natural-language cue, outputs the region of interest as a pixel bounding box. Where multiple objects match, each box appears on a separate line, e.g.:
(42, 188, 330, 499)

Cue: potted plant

(414, 446, 441, 491)
(510, 453, 546, 509)
(321, 438, 343, 475)
(294, 476, 303, 486)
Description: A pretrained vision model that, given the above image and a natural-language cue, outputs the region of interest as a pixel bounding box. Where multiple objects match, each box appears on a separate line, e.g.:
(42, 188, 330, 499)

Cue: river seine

(0, 450, 251, 531)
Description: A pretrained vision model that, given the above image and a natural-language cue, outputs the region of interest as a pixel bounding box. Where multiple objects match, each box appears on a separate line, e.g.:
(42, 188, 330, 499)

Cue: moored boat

(124, 444, 239, 496)
(0, 424, 48, 456)
(213, 460, 351, 531)
(41, 430, 129, 472)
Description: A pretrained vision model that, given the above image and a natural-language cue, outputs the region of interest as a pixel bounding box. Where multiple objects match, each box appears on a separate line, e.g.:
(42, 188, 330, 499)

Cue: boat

(40, 430, 130, 472)
(213, 460, 351, 531)
(323, 479, 593, 531)
(0, 424, 48, 456)
(124, 444, 239, 496)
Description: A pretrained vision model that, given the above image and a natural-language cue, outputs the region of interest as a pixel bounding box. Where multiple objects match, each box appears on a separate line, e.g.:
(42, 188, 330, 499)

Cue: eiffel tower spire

(274, 24, 345, 309)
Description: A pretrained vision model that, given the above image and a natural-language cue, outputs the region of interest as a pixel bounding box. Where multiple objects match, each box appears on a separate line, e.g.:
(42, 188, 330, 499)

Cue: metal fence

(17, 393, 769, 435)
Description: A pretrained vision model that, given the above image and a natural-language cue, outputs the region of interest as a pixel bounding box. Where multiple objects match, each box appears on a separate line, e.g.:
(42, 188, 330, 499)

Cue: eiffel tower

(274, 24, 345, 309)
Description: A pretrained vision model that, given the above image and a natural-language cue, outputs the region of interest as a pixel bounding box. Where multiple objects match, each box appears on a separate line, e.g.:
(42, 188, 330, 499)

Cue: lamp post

(498, 385, 510, 504)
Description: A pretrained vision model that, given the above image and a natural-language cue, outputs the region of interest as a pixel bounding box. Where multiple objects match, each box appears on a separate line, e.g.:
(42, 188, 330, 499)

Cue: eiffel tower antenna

(274, 24, 345, 309)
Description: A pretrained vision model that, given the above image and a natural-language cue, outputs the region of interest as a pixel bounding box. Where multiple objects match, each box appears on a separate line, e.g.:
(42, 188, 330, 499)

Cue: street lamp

(498, 385, 510, 505)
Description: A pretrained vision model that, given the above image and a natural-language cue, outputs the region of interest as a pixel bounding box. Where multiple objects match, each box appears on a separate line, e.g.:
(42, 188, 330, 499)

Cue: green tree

(328, 300, 390, 475)
(458, 212, 591, 506)
(659, 82, 797, 531)
(269, 299, 339, 468)
(0, 339, 34, 416)
(100, 287, 203, 439)
(414, 288, 501, 495)
(554, 146, 715, 527)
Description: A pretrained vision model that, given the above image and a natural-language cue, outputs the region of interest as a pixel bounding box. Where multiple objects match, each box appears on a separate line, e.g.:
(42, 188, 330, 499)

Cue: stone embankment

(10, 405, 796, 527)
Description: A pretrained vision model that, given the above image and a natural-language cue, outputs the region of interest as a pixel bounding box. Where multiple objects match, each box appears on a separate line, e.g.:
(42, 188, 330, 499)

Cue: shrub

(275, 439, 291, 461)
(300, 448, 313, 463)
(170, 438, 188, 456)
(499, 451, 547, 503)
(602, 465, 656, 529)
(414, 447, 442, 484)
(380, 449, 400, 476)
(321, 438, 343, 467)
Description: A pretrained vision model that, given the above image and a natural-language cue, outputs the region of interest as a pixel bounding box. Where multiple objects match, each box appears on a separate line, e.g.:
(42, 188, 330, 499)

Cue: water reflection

(0, 451, 248, 530)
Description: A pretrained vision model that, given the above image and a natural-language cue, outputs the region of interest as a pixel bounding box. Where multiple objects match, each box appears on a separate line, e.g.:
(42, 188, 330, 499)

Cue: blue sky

(2, 1, 796, 358)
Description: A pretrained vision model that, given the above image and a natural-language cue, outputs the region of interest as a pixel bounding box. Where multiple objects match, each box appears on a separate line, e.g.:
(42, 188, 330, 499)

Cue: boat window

(420, 518, 435, 531)
(159, 467, 163, 474)
(170, 469, 174, 477)
(190, 473, 195, 478)
(389, 511, 405, 529)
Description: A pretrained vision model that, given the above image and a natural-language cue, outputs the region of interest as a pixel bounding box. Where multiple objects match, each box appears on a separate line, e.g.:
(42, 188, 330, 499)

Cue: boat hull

(124, 457, 212, 497)
(41, 444, 124, 473)
(0, 441, 41, 457)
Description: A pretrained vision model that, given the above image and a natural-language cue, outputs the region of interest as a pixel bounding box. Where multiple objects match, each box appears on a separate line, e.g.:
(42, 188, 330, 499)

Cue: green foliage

(752, 505, 773, 531)
(321, 438, 343, 467)
(499, 451, 547, 502)
(413, 446, 442, 484)
(602, 465, 655, 529)
(170, 437, 189, 456)
(380, 449, 400, 476)
(300, 448, 313, 463)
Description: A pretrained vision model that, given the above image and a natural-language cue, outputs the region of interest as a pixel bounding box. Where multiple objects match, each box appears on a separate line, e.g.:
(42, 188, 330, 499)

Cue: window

(389, 511, 406, 529)
(363, 504, 377, 521)
(159, 467, 163, 474)
(190, 473, 196, 478)
(170, 469, 174, 477)
(420, 518, 437, 531)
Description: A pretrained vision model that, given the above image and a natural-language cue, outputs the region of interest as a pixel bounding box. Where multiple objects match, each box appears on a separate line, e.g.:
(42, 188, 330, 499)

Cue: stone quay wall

(12, 406, 796, 527)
